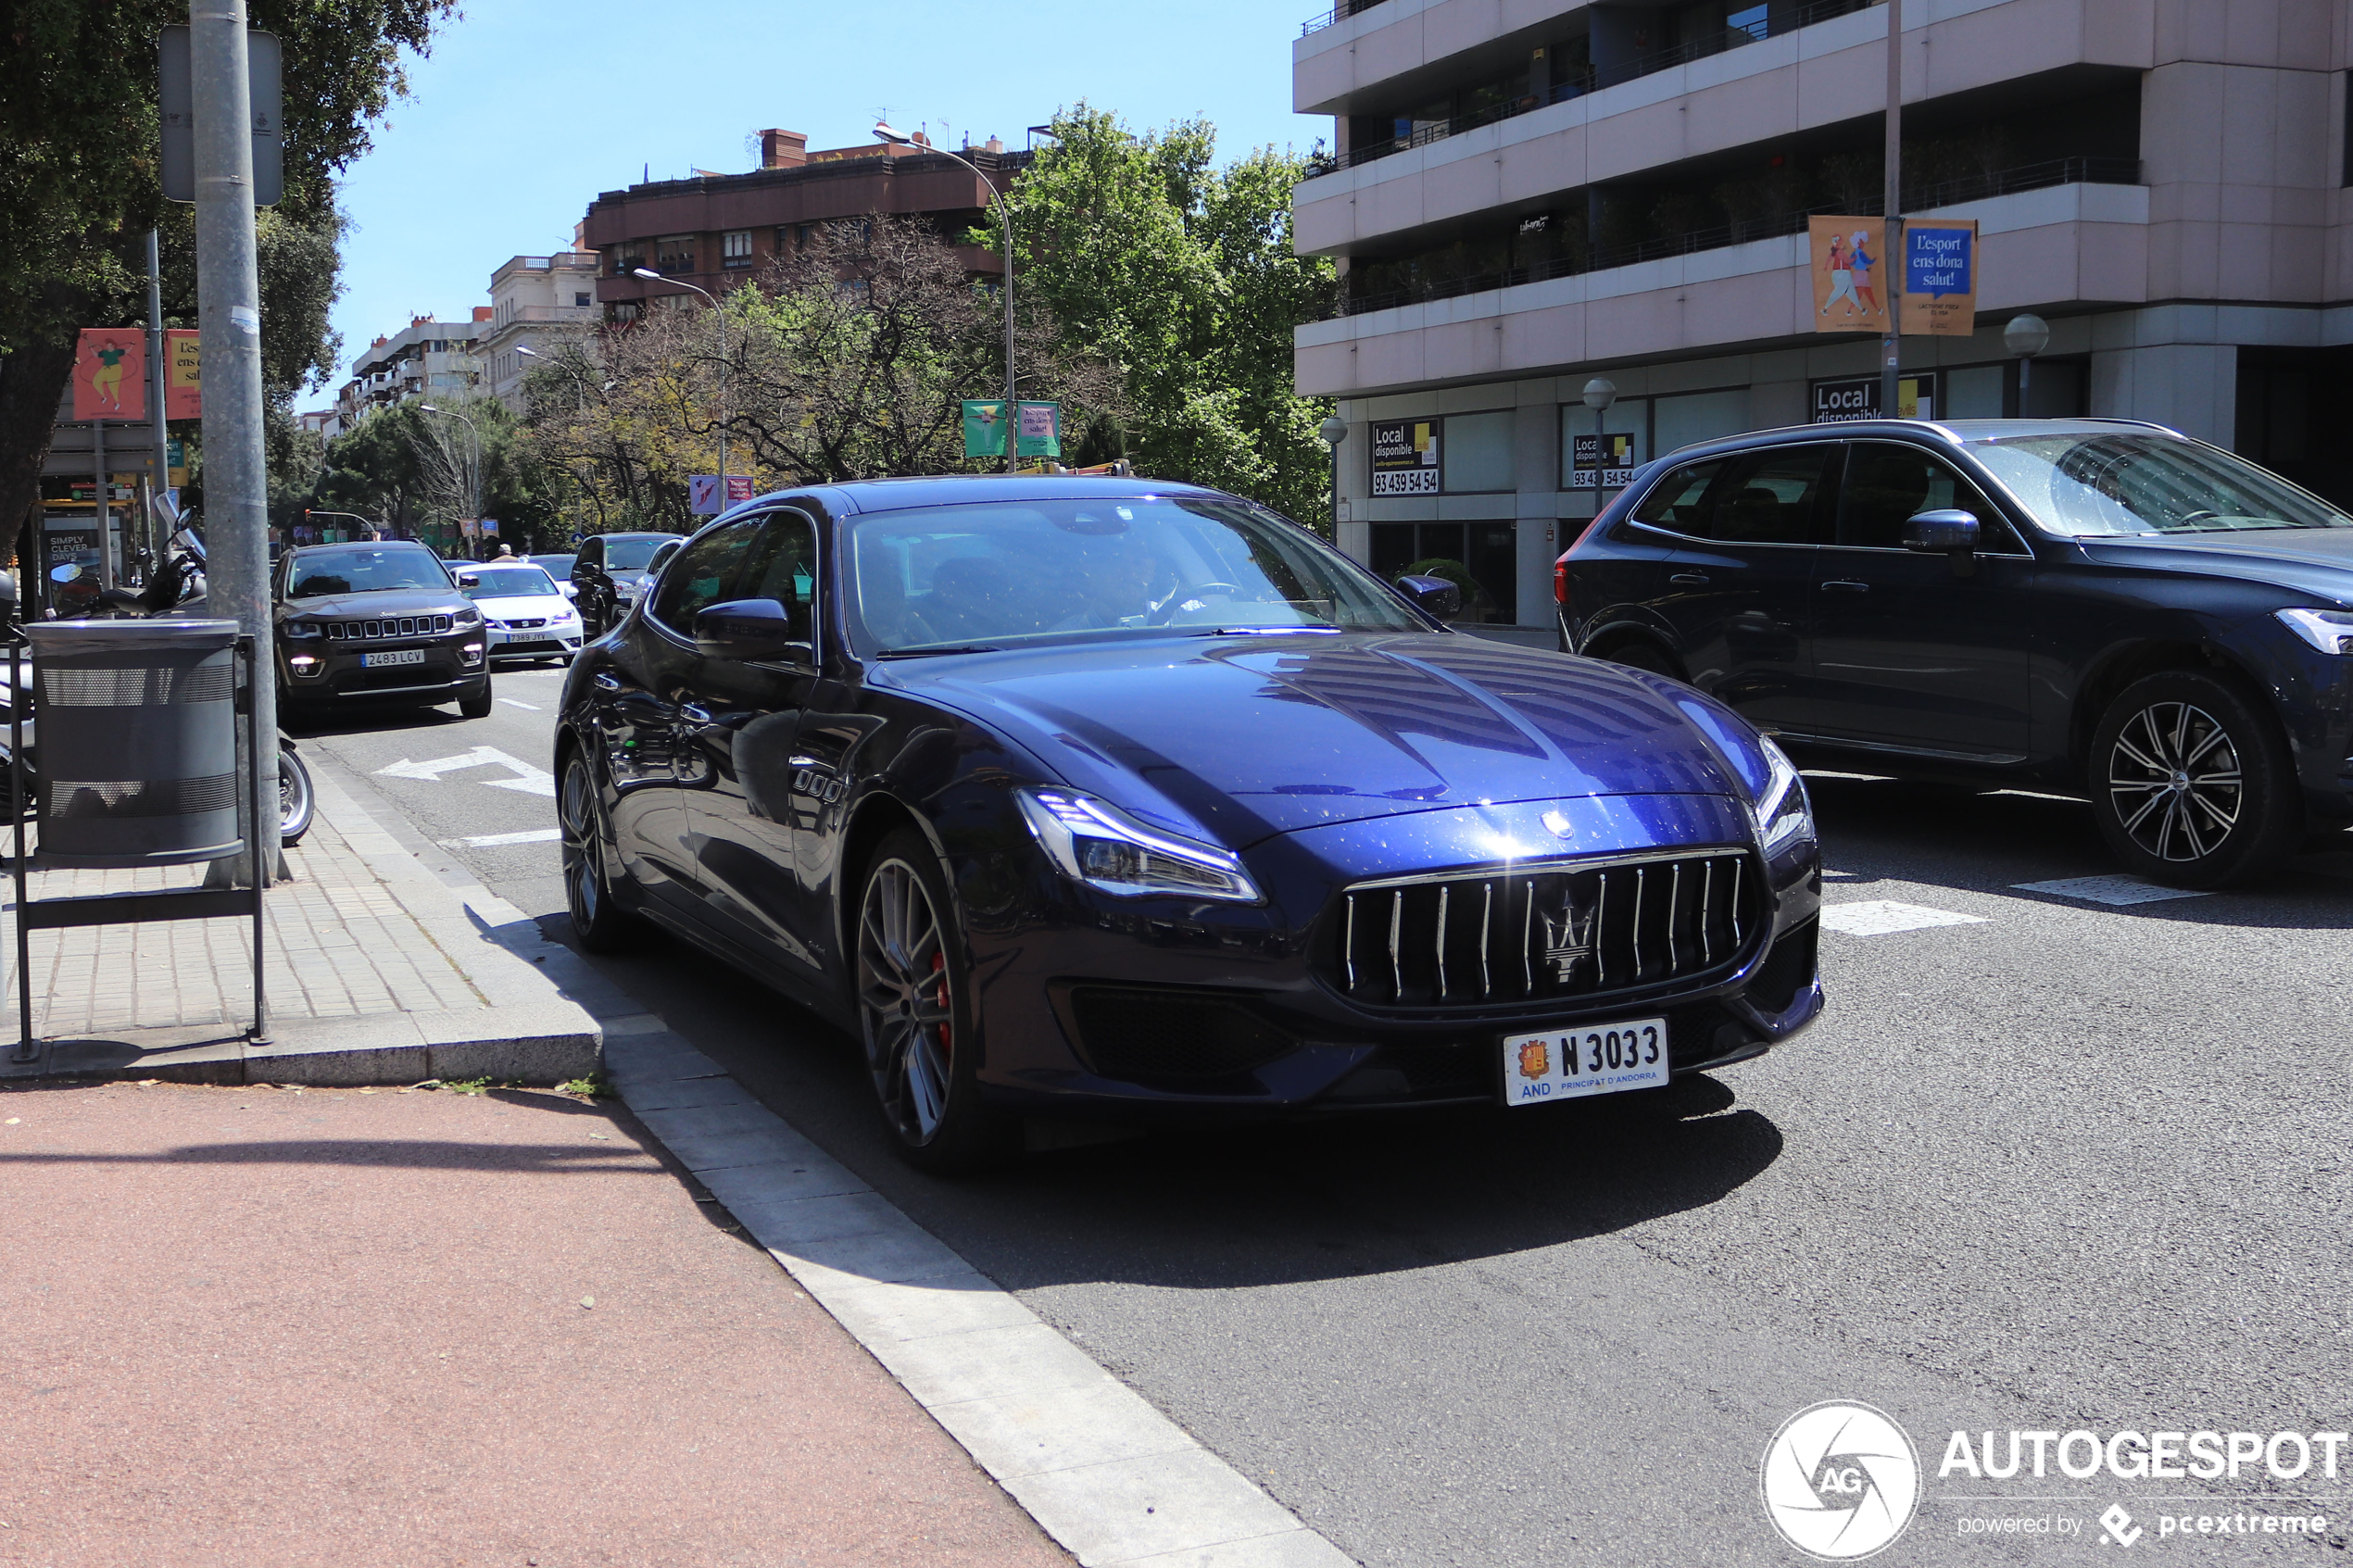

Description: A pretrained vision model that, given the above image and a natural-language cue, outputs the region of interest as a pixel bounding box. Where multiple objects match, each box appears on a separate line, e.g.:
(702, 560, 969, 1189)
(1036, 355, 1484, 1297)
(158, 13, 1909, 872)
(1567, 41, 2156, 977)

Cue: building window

(723, 230, 753, 268)
(574, 292, 592, 307)
(655, 234, 697, 272)
(610, 247, 644, 277)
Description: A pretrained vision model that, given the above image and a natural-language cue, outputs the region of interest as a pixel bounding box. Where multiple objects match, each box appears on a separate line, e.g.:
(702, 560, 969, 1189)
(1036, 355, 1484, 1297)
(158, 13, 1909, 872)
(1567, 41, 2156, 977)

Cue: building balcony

(1295, 178, 2159, 397)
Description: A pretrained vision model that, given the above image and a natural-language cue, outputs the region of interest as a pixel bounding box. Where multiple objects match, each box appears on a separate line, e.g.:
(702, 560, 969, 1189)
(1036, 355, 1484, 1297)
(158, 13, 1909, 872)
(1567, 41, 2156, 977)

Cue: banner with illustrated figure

(1809, 217, 1891, 333)
(72, 328, 146, 420)
(1900, 220, 1978, 335)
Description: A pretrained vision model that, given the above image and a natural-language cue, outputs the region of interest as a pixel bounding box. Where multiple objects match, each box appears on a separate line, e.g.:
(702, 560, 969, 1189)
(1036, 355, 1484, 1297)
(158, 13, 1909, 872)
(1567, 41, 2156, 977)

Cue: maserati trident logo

(1539, 898, 1596, 984)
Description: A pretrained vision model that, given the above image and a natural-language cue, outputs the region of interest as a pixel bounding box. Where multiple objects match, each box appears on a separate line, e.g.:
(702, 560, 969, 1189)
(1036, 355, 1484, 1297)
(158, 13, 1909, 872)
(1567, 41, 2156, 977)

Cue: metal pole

(1881, 0, 1903, 420)
(94, 421, 113, 592)
(191, 0, 275, 889)
(147, 229, 170, 570)
(243, 635, 268, 1043)
(10, 638, 34, 1064)
(1000, 176, 1015, 475)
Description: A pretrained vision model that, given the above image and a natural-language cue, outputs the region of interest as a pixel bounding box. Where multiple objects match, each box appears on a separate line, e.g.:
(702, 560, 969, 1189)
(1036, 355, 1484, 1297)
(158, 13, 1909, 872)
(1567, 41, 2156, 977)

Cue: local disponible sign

(1902, 220, 1978, 336)
(1811, 371, 1938, 423)
(1370, 419, 1441, 495)
(1570, 432, 1637, 487)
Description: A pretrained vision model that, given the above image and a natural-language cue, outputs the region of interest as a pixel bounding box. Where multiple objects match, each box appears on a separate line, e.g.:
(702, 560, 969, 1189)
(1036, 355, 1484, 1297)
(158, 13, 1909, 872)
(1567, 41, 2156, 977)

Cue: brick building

(583, 127, 1029, 320)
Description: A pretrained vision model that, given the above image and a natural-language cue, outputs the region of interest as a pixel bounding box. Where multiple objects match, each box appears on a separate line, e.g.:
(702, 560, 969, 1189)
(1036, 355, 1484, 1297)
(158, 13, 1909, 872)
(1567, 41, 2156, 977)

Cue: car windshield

(286, 547, 449, 598)
(605, 537, 673, 571)
(459, 567, 558, 599)
(1970, 433, 2353, 535)
(530, 555, 575, 576)
(849, 495, 1426, 655)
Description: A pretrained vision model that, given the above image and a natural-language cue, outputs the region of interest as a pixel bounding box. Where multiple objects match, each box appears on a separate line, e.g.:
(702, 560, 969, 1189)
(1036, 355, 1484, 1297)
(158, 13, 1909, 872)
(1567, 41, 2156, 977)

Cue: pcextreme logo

(1762, 1401, 1922, 1560)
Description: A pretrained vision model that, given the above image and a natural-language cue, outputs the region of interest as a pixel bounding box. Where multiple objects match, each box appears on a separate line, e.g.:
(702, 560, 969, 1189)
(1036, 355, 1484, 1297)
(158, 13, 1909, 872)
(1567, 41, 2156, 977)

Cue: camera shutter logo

(1761, 1401, 1919, 1560)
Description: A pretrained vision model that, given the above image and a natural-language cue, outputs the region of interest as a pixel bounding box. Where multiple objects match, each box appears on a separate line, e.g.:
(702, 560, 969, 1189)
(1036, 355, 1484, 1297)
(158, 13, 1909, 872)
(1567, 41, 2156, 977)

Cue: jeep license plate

(1501, 1018, 1668, 1106)
(360, 647, 425, 668)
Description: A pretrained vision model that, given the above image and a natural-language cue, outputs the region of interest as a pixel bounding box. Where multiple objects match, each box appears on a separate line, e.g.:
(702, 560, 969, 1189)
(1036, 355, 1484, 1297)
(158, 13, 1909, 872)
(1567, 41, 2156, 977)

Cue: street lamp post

(630, 269, 732, 495)
(418, 402, 482, 554)
(875, 122, 1017, 473)
(1582, 377, 1618, 493)
(2004, 313, 2051, 415)
(1317, 413, 1348, 541)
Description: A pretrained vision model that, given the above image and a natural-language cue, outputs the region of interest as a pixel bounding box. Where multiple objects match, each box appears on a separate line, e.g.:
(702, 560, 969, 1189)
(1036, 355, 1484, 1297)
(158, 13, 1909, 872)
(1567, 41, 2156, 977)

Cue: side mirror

(1395, 572, 1462, 620)
(694, 597, 812, 666)
(1902, 508, 1981, 555)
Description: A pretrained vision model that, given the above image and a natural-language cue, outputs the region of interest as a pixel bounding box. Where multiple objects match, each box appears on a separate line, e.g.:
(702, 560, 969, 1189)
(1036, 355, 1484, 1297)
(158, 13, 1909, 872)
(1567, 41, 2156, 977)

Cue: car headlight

(1015, 787, 1263, 903)
(454, 608, 482, 625)
(2276, 607, 2353, 654)
(1752, 735, 1816, 858)
(283, 622, 323, 641)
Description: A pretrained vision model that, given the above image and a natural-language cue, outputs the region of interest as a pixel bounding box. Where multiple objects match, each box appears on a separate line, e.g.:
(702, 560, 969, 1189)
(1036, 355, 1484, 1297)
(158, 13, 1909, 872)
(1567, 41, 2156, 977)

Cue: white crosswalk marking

(440, 828, 562, 848)
(375, 745, 556, 797)
(1820, 899, 1988, 936)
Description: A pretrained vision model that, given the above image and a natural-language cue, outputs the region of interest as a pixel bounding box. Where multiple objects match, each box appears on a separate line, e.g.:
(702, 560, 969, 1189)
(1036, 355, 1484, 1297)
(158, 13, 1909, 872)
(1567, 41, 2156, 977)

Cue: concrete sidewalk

(0, 1076, 1071, 1566)
(0, 765, 598, 1085)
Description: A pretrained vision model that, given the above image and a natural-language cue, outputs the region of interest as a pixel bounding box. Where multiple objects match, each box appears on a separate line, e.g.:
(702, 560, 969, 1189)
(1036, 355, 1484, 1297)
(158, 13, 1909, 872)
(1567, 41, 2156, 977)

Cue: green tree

(1010, 107, 1337, 524)
(0, 0, 454, 566)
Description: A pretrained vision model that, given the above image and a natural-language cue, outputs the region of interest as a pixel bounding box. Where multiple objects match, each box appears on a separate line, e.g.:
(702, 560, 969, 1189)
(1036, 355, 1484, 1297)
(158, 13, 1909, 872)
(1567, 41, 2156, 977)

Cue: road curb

(0, 763, 600, 1086)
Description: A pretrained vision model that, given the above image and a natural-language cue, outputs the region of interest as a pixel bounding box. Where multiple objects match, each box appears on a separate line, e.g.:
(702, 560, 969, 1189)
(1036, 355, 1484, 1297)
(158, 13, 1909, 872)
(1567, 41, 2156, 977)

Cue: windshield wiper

(878, 644, 1002, 659)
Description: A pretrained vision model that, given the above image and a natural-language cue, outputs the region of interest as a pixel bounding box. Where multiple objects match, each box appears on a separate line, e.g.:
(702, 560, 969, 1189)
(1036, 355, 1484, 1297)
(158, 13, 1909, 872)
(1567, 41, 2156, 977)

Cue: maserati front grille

(1329, 847, 1761, 1009)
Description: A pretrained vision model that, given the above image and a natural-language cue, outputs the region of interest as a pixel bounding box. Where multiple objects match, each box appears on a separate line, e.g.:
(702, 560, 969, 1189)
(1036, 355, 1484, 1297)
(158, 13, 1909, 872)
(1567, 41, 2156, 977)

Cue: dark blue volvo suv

(1556, 418, 2353, 888)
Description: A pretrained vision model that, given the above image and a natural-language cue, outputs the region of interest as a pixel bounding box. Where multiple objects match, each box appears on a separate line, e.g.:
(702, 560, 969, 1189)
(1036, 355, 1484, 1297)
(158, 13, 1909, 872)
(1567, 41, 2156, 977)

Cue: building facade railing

(1331, 157, 2140, 318)
(1303, 0, 1879, 176)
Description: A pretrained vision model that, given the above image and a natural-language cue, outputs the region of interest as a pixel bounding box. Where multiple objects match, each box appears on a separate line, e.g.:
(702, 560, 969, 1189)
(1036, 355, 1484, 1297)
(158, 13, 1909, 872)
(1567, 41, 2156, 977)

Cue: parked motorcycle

(26, 533, 313, 846)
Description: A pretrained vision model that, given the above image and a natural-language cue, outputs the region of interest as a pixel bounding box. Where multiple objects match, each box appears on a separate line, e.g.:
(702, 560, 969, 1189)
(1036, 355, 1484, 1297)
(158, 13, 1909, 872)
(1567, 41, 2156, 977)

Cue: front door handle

(1821, 580, 1871, 594)
(1667, 572, 1710, 585)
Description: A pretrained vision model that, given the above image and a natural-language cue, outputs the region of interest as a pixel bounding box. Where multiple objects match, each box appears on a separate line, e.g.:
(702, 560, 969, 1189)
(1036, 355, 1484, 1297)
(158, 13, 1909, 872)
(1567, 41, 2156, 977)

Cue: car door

(1639, 443, 1836, 731)
(1797, 441, 2035, 760)
(601, 519, 763, 916)
(673, 508, 837, 975)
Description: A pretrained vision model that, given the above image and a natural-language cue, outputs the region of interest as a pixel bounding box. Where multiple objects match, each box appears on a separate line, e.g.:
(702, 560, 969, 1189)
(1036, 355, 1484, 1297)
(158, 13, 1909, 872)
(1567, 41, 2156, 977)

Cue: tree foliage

(311, 396, 556, 549)
(1011, 106, 1337, 524)
(0, 0, 453, 561)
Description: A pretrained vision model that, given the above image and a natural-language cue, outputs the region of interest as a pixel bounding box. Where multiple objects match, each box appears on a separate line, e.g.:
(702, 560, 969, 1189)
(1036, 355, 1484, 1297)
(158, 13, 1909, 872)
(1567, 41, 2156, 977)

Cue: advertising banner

(1810, 371, 1938, 423)
(1900, 220, 1978, 336)
(687, 475, 724, 515)
(725, 475, 754, 504)
(1370, 418, 1441, 496)
(72, 328, 146, 420)
(166, 329, 201, 420)
(1809, 217, 1891, 334)
(1016, 401, 1062, 459)
(963, 400, 1007, 457)
(1569, 431, 1639, 487)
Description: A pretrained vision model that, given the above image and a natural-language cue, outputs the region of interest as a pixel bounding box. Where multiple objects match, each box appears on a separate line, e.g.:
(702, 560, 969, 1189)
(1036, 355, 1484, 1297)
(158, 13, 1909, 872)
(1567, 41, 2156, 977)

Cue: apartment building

(479, 251, 601, 410)
(583, 126, 1026, 320)
(1292, 0, 2353, 635)
(335, 312, 490, 428)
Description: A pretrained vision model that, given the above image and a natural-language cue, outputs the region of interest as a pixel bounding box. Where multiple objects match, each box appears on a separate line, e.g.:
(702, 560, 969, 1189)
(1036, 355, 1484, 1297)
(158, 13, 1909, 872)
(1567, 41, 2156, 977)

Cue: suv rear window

(1632, 460, 1726, 534)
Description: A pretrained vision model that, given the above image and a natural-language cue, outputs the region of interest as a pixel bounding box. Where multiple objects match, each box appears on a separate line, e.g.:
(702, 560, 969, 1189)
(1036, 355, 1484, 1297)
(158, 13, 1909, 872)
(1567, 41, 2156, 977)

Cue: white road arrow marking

(375, 745, 557, 797)
(440, 827, 563, 847)
(497, 697, 541, 710)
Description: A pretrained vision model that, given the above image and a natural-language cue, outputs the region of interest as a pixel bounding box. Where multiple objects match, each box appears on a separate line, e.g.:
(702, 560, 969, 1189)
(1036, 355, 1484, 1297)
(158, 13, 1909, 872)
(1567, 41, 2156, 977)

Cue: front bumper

(281, 635, 484, 704)
(487, 621, 583, 660)
(958, 792, 1822, 1119)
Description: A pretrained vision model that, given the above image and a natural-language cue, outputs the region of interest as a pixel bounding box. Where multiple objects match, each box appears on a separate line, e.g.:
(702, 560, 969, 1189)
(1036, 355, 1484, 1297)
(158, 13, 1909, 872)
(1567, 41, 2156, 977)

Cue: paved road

(296, 676, 2353, 1566)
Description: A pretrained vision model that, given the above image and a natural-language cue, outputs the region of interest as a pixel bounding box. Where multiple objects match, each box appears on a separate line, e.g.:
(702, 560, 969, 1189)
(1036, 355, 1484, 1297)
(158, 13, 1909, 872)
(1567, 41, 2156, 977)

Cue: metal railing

(1334, 157, 2141, 318)
(1302, 0, 1390, 35)
(1305, 0, 1877, 175)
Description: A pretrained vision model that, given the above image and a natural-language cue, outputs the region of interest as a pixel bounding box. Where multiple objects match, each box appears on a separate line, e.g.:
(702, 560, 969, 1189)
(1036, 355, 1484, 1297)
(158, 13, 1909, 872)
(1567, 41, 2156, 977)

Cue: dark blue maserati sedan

(556, 478, 1822, 1170)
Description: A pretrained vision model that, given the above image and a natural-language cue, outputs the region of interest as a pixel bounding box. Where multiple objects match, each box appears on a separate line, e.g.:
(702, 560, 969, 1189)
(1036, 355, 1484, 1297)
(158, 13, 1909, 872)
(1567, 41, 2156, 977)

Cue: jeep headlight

(1752, 736, 1816, 858)
(1016, 787, 1262, 903)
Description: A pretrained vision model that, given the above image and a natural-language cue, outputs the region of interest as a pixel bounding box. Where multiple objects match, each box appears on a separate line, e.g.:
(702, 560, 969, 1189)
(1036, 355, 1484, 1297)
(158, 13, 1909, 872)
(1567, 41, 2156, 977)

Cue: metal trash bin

(23, 620, 243, 867)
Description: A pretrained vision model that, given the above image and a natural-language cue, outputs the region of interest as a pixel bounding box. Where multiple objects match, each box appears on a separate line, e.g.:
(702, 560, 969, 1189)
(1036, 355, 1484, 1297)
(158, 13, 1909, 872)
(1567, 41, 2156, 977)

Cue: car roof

(1655, 416, 2184, 466)
(289, 540, 434, 556)
(588, 531, 683, 540)
(750, 474, 1225, 516)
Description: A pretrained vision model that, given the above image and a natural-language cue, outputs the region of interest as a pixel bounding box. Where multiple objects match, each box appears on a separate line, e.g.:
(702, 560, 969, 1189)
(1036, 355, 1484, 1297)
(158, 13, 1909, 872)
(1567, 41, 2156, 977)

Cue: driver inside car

(1048, 528, 1169, 632)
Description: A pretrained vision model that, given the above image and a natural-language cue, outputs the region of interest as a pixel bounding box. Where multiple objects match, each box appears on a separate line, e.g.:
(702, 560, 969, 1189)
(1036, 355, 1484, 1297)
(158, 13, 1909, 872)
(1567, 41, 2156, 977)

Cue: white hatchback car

(456, 562, 584, 664)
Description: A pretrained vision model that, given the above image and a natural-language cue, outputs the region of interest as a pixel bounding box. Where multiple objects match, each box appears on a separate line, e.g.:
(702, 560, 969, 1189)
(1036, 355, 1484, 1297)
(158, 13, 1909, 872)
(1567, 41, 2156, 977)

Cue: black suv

(570, 532, 684, 637)
(275, 541, 492, 719)
(1556, 418, 2353, 887)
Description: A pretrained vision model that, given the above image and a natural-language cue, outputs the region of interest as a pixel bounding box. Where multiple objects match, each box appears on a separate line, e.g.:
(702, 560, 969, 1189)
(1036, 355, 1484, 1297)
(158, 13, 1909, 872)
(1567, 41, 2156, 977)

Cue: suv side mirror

(695, 597, 813, 667)
(1395, 573, 1462, 620)
(1903, 509, 1981, 555)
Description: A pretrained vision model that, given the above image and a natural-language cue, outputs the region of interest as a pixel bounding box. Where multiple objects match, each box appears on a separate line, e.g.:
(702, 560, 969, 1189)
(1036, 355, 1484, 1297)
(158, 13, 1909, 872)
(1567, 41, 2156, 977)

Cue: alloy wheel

(559, 755, 601, 924)
(2107, 700, 2242, 863)
(856, 858, 955, 1144)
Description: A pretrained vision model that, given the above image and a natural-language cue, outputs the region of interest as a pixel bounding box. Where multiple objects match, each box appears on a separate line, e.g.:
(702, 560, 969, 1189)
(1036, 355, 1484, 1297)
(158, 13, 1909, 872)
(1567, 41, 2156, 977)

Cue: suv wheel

(2090, 671, 2298, 888)
(853, 828, 1018, 1174)
(560, 750, 650, 952)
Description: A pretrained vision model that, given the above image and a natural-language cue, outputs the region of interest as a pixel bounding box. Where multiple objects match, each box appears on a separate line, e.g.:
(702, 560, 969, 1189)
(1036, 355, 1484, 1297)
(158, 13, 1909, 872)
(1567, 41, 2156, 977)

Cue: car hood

(888, 631, 1753, 848)
(2079, 529, 2353, 603)
(280, 589, 468, 620)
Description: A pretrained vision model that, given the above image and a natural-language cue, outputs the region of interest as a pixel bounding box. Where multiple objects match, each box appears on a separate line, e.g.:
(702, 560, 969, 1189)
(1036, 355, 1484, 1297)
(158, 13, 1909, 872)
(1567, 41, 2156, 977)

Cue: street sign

(72, 330, 146, 421)
(1370, 419, 1441, 495)
(158, 25, 283, 207)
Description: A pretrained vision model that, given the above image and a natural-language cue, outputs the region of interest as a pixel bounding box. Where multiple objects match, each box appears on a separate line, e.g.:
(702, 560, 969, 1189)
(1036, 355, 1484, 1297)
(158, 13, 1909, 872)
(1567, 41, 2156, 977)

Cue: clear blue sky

(323, 0, 1325, 395)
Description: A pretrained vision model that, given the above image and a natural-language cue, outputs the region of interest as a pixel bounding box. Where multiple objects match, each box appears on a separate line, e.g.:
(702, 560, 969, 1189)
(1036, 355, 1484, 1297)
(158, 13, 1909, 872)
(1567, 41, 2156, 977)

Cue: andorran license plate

(1502, 1018, 1669, 1106)
(360, 647, 426, 669)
